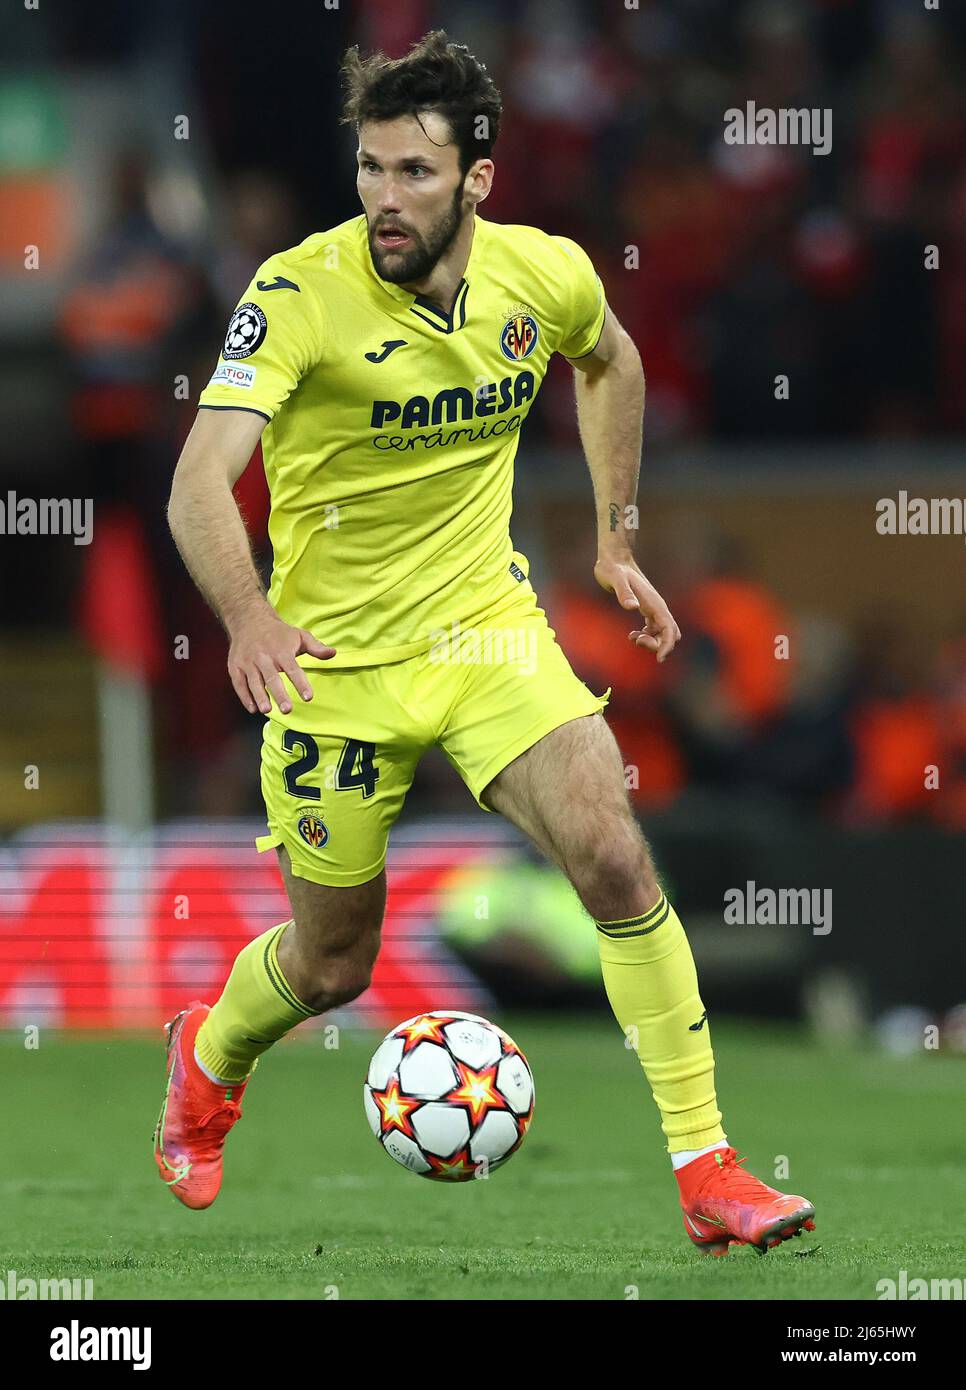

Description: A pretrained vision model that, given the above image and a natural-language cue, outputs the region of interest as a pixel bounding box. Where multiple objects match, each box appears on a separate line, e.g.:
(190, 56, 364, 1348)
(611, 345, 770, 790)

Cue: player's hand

(593, 554, 682, 663)
(227, 603, 336, 715)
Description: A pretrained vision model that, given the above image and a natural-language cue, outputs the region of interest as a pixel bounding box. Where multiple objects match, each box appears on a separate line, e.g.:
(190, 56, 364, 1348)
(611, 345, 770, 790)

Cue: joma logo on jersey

(500, 314, 538, 361)
(371, 371, 535, 430)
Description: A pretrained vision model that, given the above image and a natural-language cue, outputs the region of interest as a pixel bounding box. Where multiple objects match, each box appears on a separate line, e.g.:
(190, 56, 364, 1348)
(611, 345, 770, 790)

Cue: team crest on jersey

(500, 313, 538, 361)
(223, 302, 267, 359)
(296, 807, 329, 850)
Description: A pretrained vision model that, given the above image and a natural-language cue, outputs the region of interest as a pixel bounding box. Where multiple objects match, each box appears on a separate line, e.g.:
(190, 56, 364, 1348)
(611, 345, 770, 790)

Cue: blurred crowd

(541, 534, 966, 830)
(4, 0, 965, 828)
(38, 0, 966, 452)
(487, 0, 966, 444)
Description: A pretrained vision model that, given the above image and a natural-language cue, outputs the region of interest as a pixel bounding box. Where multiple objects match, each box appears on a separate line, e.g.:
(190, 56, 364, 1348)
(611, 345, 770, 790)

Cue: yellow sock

(194, 922, 316, 1083)
(597, 892, 725, 1153)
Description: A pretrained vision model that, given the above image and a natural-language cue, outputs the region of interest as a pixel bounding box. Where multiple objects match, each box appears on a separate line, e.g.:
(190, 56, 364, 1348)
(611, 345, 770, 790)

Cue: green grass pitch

(1, 1017, 962, 1300)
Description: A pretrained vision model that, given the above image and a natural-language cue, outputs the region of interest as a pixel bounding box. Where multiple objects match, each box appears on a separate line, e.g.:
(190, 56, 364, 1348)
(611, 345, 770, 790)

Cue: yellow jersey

(198, 213, 605, 667)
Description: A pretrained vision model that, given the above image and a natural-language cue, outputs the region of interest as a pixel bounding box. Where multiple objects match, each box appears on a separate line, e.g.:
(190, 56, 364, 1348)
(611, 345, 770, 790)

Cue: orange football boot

(153, 1001, 249, 1209)
(676, 1146, 816, 1256)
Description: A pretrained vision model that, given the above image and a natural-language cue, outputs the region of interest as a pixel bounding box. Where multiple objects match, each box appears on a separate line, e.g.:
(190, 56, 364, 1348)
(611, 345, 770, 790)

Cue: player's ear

(466, 158, 494, 206)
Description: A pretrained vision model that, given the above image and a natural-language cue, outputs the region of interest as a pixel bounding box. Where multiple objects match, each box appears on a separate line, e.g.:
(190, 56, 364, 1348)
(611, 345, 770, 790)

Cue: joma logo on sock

(723, 882, 832, 935)
(723, 101, 832, 156)
(50, 1320, 151, 1370)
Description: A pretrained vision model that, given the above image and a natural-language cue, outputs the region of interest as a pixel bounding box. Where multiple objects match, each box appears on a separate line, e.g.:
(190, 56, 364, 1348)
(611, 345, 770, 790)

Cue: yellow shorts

(255, 588, 610, 886)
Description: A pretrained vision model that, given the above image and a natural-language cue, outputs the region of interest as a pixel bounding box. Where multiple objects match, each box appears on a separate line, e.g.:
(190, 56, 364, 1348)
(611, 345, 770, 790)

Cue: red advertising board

(0, 821, 500, 1030)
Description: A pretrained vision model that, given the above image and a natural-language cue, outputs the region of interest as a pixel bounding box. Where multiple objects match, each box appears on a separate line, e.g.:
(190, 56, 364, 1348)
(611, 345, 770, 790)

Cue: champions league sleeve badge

(223, 302, 268, 360)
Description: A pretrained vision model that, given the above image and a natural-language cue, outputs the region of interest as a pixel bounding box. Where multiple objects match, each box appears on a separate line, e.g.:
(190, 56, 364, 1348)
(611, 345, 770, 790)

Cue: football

(364, 1011, 534, 1180)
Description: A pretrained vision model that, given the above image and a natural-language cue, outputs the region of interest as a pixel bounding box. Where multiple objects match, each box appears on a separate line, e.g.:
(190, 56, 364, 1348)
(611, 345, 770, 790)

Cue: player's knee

(287, 924, 380, 1011)
(576, 832, 659, 918)
(300, 953, 373, 1011)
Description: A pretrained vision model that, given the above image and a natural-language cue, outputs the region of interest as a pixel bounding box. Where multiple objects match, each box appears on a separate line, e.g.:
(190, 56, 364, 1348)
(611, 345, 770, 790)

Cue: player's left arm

(567, 305, 681, 663)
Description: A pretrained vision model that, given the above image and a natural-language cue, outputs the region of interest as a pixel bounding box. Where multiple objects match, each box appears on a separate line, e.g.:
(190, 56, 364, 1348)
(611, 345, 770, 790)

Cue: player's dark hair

(340, 30, 502, 176)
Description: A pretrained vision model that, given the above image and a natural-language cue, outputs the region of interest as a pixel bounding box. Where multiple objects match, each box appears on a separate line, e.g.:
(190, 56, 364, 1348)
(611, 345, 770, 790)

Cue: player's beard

(369, 183, 465, 286)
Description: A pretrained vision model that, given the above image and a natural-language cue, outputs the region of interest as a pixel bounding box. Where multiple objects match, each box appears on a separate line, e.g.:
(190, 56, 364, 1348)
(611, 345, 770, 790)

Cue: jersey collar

(364, 215, 485, 334)
(409, 279, 469, 333)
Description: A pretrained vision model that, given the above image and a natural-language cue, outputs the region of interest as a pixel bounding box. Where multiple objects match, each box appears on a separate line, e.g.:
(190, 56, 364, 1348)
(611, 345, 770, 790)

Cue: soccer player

(157, 31, 815, 1255)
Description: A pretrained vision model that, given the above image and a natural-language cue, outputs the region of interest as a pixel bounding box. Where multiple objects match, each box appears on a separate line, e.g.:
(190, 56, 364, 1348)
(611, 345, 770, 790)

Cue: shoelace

(706, 1150, 772, 1200)
(197, 1098, 243, 1134)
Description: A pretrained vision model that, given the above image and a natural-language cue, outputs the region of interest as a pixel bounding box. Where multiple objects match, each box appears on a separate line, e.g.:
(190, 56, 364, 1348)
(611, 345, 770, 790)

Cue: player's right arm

(168, 407, 336, 716)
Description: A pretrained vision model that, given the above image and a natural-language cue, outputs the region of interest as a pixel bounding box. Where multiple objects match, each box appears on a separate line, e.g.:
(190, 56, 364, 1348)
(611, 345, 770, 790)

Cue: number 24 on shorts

(281, 731, 380, 800)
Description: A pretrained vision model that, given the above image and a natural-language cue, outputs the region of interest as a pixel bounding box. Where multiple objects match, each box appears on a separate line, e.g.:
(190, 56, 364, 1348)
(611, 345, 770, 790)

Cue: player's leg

(155, 861, 385, 1205)
(196, 852, 386, 1087)
(436, 603, 723, 1156)
(482, 712, 815, 1253)
(481, 711, 725, 1153)
(155, 663, 424, 1208)
(438, 601, 815, 1251)
(274, 847, 385, 1010)
(481, 710, 655, 916)
(154, 864, 386, 1211)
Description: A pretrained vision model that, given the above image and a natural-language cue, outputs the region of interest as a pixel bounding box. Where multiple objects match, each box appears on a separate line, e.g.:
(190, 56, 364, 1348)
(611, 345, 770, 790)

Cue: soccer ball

(364, 1010, 534, 1181)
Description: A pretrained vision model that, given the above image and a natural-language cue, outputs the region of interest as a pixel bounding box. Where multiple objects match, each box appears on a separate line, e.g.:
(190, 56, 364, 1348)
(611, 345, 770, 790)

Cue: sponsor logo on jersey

(296, 808, 329, 850)
(370, 371, 535, 430)
(208, 363, 256, 390)
(223, 302, 267, 359)
(500, 313, 538, 361)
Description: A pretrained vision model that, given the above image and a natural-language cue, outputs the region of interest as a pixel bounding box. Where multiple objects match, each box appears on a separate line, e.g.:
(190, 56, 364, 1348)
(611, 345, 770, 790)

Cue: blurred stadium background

(2, 0, 966, 1060)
